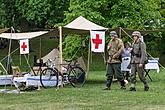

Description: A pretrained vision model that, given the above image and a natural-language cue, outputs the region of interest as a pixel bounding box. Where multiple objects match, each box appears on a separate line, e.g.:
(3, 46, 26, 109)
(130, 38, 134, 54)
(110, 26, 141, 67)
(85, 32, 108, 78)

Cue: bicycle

(31, 58, 46, 76)
(40, 59, 86, 88)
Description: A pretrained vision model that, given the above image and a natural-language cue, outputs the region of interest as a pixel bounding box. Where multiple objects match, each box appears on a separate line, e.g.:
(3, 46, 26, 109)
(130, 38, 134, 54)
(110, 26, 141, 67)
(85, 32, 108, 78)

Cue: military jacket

(131, 41, 147, 64)
(107, 38, 124, 63)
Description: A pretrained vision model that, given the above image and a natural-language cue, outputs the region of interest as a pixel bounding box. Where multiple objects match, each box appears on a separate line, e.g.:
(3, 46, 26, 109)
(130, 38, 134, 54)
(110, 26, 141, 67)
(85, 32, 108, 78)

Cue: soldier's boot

(144, 86, 149, 91)
(120, 80, 126, 90)
(142, 81, 149, 91)
(144, 83, 149, 91)
(103, 79, 112, 90)
(130, 84, 136, 91)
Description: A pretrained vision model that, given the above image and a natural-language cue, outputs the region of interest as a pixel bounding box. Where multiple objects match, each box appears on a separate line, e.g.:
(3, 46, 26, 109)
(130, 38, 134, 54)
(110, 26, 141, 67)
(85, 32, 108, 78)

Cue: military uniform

(130, 41, 149, 90)
(105, 36, 125, 89)
(130, 31, 149, 91)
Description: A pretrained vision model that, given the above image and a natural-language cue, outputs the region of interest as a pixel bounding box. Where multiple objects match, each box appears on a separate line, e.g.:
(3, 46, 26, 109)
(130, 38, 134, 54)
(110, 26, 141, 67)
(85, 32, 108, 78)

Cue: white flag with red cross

(90, 31, 105, 52)
(20, 39, 29, 54)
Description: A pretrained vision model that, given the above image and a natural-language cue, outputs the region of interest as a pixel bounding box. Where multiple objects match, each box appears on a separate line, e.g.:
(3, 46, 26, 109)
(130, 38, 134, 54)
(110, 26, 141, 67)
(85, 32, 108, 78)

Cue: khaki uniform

(130, 41, 149, 88)
(107, 38, 124, 63)
(105, 38, 125, 88)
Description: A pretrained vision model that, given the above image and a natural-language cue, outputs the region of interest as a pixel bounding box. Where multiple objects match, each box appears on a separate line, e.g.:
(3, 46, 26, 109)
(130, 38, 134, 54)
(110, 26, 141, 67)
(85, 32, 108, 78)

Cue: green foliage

(47, 0, 69, 27)
(64, 0, 162, 29)
(15, 0, 51, 27)
(15, 0, 69, 28)
(0, 0, 69, 30)
(0, 1, 7, 27)
(64, 0, 107, 25)
(108, 0, 162, 29)
(0, 0, 18, 27)
(63, 35, 87, 61)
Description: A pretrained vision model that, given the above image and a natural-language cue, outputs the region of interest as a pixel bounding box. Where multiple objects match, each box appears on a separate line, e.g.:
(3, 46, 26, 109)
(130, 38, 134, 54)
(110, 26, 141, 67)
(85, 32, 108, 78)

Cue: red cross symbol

(92, 34, 102, 49)
(21, 42, 27, 51)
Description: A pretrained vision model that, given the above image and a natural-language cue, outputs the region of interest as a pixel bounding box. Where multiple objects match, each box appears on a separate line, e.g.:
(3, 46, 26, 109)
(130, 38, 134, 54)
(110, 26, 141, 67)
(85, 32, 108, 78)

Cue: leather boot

(120, 80, 126, 89)
(104, 78, 112, 90)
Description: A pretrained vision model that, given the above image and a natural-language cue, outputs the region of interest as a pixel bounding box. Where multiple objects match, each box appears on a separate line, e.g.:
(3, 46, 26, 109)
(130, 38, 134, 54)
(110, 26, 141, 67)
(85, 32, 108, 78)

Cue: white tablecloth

(145, 60, 160, 73)
(0, 75, 13, 85)
(121, 59, 160, 73)
(13, 74, 61, 87)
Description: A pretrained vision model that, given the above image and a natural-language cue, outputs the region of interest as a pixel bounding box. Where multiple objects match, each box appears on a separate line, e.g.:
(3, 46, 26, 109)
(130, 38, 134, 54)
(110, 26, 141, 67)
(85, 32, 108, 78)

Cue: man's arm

(140, 42, 147, 64)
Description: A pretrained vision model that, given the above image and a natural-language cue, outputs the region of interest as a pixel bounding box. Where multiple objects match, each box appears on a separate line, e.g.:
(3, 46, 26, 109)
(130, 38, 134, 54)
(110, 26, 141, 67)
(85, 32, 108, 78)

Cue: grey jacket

(131, 41, 147, 64)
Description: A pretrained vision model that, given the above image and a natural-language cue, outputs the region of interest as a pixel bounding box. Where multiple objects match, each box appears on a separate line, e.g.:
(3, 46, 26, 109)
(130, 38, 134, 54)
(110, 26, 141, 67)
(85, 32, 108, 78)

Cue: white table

(0, 75, 13, 85)
(145, 59, 159, 81)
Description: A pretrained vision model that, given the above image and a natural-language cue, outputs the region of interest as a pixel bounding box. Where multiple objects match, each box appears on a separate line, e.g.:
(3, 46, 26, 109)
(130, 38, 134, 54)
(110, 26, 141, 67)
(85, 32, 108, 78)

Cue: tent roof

(63, 16, 107, 35)
(0, 28, 9, 34)
(0, 31, 48, 40)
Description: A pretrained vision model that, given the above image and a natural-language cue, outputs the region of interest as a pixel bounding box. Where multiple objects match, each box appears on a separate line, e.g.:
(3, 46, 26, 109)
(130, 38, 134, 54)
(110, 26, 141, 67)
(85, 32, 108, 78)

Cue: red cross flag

(90, 31, 105, 52)
(20, 39, 29, 54)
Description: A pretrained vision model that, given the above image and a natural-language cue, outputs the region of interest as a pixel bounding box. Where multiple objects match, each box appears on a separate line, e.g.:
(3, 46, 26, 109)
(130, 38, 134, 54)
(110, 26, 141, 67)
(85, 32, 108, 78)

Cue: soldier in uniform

(104, 31, 126, 90)
(130, 31, 149, 91)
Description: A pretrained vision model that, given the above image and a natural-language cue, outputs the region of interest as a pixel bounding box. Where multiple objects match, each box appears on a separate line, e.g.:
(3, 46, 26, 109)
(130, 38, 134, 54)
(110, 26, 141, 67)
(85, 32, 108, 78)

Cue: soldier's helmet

(132, 31, 141, 37)
(109, 31, 118, 37)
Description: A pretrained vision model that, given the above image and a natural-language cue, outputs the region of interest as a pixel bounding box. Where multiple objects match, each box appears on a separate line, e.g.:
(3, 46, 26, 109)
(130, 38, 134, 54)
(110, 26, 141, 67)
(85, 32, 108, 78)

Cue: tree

(0, 1, 6, 27)
(15, 0, 51, 28)
(63, 0, 163, 59)
(0, 0, 69, 30)
(15, 0, 70, 29)
(0, 0, 19, 28)
(64, 0, 162, 29)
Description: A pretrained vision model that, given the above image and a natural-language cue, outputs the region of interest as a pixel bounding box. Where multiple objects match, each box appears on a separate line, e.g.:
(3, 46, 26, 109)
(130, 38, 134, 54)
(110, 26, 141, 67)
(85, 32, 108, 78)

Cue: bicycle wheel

(40, 68, 58, 88)
(68, 66, 86, 87)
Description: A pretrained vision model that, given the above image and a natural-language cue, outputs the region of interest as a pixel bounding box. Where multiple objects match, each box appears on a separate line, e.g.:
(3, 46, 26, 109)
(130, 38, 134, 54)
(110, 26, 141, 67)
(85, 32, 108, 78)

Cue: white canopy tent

(59, 16, 108, 75)
(0, 16, 108, 76)
(64, 16, 107, 31)
(0, 30, 50, 76)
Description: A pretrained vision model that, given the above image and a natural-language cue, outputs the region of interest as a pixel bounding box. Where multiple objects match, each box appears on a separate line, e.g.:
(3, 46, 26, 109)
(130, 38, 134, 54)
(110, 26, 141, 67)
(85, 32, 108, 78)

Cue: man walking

(130, 31, 149, 91)
(104, 31, 126, 90)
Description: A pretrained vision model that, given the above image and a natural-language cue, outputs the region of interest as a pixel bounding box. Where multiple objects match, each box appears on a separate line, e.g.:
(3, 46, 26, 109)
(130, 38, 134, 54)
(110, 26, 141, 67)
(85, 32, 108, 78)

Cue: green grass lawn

(0, 69, 165, 110)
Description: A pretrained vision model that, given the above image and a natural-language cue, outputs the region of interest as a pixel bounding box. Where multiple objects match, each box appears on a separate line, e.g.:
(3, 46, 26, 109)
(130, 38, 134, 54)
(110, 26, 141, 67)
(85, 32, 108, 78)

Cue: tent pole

(121, 28, 133, 40)
(119, 27, 121, 38)
(87, 37, 90, 78)
(90, 48, 92, 64)
(59, 26, 63, 87)
(39, 38, 42, 58)
(20, 54, 21, 65)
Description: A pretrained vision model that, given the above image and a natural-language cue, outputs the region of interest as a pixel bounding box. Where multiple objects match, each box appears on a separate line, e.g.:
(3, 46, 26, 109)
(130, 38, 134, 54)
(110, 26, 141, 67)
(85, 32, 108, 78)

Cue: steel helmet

(132, 31, 141, 37)
(109, 31, 118, 37)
